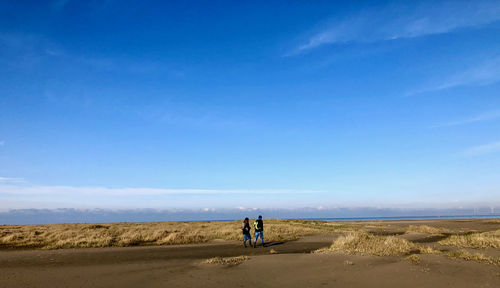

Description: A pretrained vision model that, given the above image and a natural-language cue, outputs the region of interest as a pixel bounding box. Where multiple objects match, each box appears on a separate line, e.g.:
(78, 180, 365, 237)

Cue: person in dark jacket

(242, 217, 252, 247)
(253, 215, 264, 247)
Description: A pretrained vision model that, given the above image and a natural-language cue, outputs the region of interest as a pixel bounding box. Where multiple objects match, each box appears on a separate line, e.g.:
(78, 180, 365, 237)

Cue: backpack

(254, 220, 262, 231)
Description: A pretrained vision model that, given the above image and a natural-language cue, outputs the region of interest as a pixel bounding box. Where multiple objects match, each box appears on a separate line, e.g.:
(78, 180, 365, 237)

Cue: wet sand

(1, 219, 499, 288)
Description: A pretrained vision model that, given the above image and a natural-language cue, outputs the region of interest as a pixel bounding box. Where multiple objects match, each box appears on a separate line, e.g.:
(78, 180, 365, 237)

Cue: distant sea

(304, 215, 500, 221)
(1, 209, 499, 225)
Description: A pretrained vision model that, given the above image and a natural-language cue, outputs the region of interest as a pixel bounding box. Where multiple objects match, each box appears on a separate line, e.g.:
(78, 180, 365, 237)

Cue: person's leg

(254, 232, 259, 247)
(260, 232, 264, 247)
(243, 234, 247, 247)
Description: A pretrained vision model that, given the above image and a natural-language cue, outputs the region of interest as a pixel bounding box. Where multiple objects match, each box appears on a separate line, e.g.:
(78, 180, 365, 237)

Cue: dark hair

(244, 217, 249, 221)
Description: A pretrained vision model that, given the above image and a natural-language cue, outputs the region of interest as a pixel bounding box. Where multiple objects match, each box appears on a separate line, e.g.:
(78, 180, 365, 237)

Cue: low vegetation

(406, 225, 448, 234)
(0, 219, 352, 249)
(417, 245, 441, 254)
(315, 229, 500, 267)
(439, 230, 500, 249)
(446, 250, 500, 266)
(404, 254, 421, 264)
(315, 231, 416, 256)
(203, 255, 249, 266)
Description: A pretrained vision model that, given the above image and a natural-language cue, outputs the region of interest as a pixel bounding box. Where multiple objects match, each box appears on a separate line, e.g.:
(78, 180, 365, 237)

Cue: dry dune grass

(314, 229, 500, 266)
(439, 230, 500, 249)
(203, 255, 249, 266)
(406, 225, 448, 234)
(404, 254, 421, 264)
(447, 250, 500, 266)
(417, 245, 442, 254)
(302, 220, 500, 267)
(316, 231, 416, 256)
(0, 219, 351, 249)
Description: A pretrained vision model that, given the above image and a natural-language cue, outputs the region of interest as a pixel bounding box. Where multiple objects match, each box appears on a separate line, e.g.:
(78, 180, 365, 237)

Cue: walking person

(242, 217, 252, 247)
(253, 215, 264, 247)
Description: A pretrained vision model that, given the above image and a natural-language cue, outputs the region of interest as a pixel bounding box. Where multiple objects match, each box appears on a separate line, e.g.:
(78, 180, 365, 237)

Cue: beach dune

(0, 219, 499, 287)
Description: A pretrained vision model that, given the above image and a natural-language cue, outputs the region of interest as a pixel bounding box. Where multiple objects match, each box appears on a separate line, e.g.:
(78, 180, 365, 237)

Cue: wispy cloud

(0, 185, 320, 196)
(0, 140, 5, 146)
(408, 56, 500, 95)
(0, 184, 326, 210)
(431, 110, 500, 128)
(0, 33, 63, 69)
(291, 0, 500, 54)
(432, 57, 500, 91)
(0, 32, 177, 75)
(463, 141, 500, 156)
(0, 177, 25, 183)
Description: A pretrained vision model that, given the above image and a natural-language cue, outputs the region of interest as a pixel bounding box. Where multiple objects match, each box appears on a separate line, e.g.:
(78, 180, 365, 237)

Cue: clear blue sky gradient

(1, 0, 499, 210)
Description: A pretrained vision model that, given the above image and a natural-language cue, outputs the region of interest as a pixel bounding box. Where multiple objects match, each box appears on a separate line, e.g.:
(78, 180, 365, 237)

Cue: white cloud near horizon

(431, 110, 500, 128)
(463, 141, 500, 156)
(1, 182, 499, 211)
(0, 184, 321, 196)
(0, 184, 337, 210)
(292, 0, 500, 54)
(0, 177, 25, 183)
(0, 184, 330, 210)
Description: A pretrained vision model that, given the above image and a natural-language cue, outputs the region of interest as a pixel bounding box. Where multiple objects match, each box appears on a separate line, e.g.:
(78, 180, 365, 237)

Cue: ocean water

(304, 215, 500, 221)
(1, 210, 499, 225)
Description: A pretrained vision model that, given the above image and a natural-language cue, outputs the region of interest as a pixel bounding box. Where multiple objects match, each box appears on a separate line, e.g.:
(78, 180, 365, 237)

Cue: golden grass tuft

(447, 250, 500, 266)
(406, 225, 447, 234)
(439, 230, 500, 249)
(417, 245, 441, 254)
(404, 254, 421, 264)
(316, 231, 415, 256)
(203, 255, 249, 266)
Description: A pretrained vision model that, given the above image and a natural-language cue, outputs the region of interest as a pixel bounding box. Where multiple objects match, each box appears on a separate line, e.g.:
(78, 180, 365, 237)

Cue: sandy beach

(1, 219, 499, 287)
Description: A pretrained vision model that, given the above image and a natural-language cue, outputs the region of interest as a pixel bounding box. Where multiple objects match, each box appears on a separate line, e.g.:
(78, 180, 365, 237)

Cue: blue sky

(1, 0, 500, 212)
